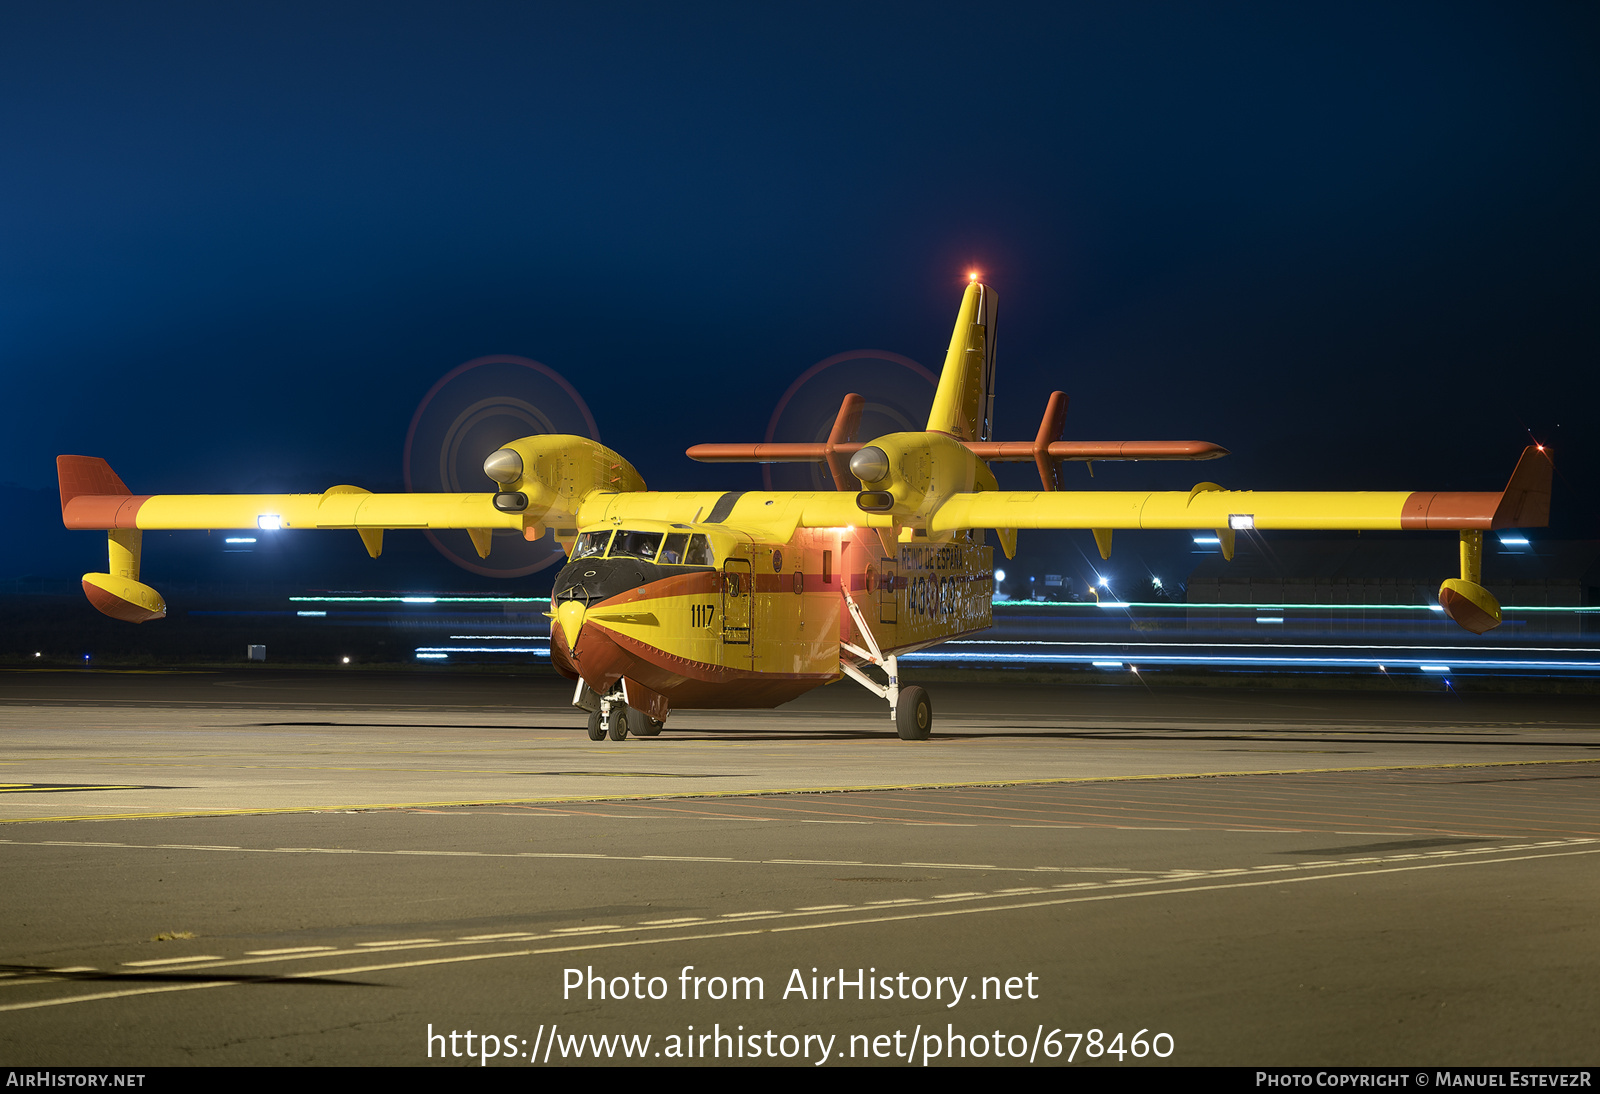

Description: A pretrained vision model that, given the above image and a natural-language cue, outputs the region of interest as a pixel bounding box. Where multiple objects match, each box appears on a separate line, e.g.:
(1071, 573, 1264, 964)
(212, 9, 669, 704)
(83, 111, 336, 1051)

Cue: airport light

(256, 515, 281, 531)
(1229, 514, 1255, 530)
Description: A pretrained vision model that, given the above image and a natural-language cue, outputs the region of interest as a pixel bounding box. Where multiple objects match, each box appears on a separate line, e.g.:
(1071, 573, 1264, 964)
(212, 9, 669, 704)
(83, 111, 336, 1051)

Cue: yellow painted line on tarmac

(0, 756, 1596, 824)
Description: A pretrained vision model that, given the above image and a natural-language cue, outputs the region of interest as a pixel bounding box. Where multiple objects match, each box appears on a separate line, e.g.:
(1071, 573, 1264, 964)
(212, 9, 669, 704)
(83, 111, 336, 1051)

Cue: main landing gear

(576, 681, 664, 743)
(840, 585, 933, 741)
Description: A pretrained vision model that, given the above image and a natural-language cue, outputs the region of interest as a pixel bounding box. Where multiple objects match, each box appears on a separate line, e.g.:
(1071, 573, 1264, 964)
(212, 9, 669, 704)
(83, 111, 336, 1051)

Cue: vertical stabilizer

(926, 280, 999, 441)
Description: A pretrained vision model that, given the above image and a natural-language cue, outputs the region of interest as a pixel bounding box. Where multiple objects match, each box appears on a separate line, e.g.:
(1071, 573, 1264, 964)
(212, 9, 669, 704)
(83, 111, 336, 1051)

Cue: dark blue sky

(5, 3, 1597, 588)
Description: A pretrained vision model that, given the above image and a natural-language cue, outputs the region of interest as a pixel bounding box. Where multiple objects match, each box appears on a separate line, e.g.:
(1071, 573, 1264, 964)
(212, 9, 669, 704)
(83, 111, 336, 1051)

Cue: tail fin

(926, 280, 999, 441)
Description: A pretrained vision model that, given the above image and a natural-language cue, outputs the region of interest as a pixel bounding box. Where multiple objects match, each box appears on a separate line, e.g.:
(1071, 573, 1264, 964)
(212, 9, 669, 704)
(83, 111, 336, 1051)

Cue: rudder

(925, 280, 999, 441)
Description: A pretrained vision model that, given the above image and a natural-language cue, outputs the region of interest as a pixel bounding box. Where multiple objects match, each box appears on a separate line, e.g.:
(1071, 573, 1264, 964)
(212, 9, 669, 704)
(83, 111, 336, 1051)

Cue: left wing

(928, 445, 1552, 536)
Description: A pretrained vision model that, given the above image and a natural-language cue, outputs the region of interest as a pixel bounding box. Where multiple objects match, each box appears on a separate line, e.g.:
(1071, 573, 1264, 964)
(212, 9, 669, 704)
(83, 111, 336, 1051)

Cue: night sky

(5, 3, 1597, 594)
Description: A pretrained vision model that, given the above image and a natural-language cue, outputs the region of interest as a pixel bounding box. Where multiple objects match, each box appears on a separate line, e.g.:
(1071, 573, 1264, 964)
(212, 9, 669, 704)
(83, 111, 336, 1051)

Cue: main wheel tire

(586, 709, 605, 741)
(607, 708, 629, 741)
(629, 708, 662, 737)
(895, 685, 932, 741)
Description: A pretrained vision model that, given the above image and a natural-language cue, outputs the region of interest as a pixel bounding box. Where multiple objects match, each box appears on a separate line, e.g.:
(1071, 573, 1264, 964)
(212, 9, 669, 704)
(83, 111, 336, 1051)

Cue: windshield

(570, 530, 612, 560)
(571, 528, 716, 565)
(610, 530, 664, 561)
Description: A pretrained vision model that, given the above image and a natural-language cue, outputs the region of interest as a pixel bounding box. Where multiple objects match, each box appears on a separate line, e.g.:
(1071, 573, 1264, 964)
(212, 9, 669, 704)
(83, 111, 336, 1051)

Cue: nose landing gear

(574, 679, 665, 742)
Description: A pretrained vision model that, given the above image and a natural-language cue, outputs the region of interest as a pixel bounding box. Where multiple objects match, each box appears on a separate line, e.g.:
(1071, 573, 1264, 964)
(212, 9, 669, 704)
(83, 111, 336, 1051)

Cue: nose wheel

(606, 703, 630, 741)
(578, 685, 668, 741)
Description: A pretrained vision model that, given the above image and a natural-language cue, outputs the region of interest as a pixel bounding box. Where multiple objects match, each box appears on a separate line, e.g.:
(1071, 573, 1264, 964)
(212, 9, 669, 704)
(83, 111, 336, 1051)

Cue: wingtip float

(58, 278, 1552, 737)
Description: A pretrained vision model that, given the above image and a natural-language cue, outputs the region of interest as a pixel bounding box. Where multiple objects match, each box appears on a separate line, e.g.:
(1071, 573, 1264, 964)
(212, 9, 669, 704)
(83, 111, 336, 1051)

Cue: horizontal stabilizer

(969, 439, 1231, 462)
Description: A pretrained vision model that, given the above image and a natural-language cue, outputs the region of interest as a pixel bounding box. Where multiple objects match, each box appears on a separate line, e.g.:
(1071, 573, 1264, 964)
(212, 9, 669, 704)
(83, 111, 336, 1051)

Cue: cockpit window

(570, 530, 612, 560)
(685, 533, 715, 566)
(658, 532, 690, 565)
(610, 530, 664, 561)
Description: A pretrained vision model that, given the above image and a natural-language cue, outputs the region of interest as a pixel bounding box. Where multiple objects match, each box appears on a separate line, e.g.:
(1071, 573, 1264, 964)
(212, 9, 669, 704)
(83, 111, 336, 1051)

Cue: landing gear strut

(839, 584, 933, 740)
(573, 679, 664, 742)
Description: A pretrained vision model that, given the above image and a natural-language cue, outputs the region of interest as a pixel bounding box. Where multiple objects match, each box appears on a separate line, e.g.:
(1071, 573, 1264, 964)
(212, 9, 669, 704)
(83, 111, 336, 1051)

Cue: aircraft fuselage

(547, 518, 993, 714)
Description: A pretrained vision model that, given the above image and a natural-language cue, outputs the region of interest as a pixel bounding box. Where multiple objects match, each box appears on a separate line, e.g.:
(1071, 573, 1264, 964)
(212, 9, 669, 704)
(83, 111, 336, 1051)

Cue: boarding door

(721, 559, 752, 649)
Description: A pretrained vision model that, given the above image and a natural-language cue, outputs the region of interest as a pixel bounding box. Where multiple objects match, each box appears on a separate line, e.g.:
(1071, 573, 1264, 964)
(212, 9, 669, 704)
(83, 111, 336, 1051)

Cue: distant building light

(1151, 577, 1163, 589)
(994, 569, 1006, 582)
(1228, 514, 1255, 530)
(1498, 534, 1529, 546)
(224, 537, 257, 544)
(1193, 536, 1220, 545)
(1045, 574, 1062, 586)
(401, 597, 439, 604)
(415, 653, 449, 660)
(296, 611, 327, 617)
(257, 515, 282, 531)
(1091, 661, 1123, 668)
(1255, 616, 1285, 624)
(1420, 665, 1452, 673)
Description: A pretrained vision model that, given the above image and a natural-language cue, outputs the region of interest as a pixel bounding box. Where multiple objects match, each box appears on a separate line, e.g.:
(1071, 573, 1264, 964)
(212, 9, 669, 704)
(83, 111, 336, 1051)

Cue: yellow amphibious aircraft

(59, 277, 1551, 740)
